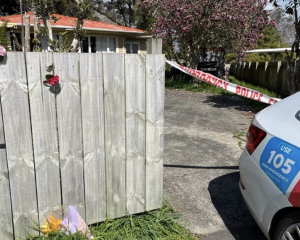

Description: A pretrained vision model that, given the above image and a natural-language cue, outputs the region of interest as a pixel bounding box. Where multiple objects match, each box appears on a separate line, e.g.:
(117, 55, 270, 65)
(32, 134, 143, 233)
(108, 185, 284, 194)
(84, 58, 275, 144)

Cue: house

(0, 12, 149, 54)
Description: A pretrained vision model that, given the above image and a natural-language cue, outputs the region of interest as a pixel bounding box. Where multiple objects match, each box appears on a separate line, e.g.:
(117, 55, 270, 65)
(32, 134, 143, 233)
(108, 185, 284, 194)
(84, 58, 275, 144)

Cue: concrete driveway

(163, 89, 268, 240)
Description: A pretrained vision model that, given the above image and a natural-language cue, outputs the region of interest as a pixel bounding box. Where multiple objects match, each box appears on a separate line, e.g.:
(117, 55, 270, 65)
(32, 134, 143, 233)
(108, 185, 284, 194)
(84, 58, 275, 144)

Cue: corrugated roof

(0, 12, 145, 34)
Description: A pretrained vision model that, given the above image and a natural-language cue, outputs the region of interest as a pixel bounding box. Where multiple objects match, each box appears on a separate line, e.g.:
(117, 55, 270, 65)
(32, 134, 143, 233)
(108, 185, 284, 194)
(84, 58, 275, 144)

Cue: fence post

(229, 63, 236, 75)
(281, 61, 290, 95)
(147, 38, 162, 54)
(275, 61, 282, 93)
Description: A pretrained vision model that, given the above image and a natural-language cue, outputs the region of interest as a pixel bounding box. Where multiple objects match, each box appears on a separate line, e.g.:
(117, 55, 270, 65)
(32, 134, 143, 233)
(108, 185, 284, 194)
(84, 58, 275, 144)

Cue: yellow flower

(41, 215, 62, 233)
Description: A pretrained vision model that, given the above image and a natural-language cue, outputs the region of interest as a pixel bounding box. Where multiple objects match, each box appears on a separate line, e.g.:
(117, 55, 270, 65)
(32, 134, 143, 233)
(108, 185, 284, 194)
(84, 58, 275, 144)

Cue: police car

(239, 92, 300, 240)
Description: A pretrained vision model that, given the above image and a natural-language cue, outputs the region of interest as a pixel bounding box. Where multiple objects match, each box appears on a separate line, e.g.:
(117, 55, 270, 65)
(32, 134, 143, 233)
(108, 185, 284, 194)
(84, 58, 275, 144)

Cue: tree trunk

(24, 12, 30, 52)
(33, 7, 41, 51)
(47, 19, 53, 42)
(70, 34, 79, 52)
(42, 16, 53, 51)
(69, 18, 83, 52)
(10, 31, 22, 51)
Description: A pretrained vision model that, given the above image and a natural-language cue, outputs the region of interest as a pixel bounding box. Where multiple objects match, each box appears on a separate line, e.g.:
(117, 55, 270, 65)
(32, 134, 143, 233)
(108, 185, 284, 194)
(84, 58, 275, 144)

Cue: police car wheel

(273, 212, 300, 240)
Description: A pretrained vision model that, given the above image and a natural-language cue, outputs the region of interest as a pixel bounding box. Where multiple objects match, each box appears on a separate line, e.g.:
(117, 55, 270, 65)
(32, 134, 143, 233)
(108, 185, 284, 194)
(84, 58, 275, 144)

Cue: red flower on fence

(47, 75, 59, 85)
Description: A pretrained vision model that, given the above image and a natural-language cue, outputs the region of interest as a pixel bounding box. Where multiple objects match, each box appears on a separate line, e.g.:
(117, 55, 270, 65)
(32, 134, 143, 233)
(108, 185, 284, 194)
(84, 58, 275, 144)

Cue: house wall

(10, 26, 148, 54)
(57, 30, 148, 54)
(117, 36, 125, 53)
(125, 37, 147, 54)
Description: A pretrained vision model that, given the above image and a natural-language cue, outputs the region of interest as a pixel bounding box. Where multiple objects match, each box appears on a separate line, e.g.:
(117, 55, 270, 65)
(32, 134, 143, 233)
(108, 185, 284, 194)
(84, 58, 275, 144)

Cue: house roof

(0, 12, 145, 34)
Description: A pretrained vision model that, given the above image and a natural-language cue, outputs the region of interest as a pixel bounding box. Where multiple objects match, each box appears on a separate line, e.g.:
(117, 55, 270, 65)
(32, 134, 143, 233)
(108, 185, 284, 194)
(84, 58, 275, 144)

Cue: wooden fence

(0, 52, 165, 239)
(230, 61, 290, 96)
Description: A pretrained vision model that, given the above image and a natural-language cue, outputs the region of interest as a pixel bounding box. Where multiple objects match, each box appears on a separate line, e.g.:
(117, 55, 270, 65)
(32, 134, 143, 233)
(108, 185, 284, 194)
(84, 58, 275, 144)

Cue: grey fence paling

(0, 52, 165, 240)
(230, 61, 290, 96)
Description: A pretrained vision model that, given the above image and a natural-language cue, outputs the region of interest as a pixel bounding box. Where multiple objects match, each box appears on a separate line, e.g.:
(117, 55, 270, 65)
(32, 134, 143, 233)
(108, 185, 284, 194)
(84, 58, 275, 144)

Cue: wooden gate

(0, 52, 164, 239)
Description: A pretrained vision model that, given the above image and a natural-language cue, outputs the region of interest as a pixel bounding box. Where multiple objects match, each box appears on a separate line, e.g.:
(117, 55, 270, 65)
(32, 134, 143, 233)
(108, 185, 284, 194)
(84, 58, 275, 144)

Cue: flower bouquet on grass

(26, 206, 93, 240)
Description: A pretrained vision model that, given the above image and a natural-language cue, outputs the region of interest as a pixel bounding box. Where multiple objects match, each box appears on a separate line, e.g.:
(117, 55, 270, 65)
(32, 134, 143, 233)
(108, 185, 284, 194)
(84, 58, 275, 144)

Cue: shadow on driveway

(208, 172, 267, 240)
(164, 164, 238, 170)
(203, 94, 255, 112)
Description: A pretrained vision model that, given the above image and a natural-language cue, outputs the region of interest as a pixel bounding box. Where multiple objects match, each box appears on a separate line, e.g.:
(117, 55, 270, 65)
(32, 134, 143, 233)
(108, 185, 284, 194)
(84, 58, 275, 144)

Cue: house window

(10, 32, 61, 52)
(30, 34, 34, 51)
(109, 37, 115, 52)
(84, 36, 116, 53)
(82, 37, 89, 53)
(38, 34, 60, 52)
(51, 34, 60, 52)
(40, 36, 48, 51)
(125, 42, 140, 54)
(96, 37, 107, 52)
(41, 34, 60, 52)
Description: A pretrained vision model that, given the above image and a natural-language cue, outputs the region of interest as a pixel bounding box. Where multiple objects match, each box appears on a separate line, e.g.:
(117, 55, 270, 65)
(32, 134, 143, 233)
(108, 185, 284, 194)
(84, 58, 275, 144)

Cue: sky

(265, 0, 285, 10)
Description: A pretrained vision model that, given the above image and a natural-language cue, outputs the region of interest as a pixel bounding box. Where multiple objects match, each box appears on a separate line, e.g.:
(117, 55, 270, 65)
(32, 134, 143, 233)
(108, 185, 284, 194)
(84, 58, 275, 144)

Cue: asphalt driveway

(163, 89, 268, 240)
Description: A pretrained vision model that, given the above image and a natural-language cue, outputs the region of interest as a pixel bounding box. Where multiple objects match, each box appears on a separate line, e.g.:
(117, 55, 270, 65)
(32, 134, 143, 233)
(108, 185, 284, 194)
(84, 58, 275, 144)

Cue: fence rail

(230, 61, 291, 96)
(0, 52, 165, 240)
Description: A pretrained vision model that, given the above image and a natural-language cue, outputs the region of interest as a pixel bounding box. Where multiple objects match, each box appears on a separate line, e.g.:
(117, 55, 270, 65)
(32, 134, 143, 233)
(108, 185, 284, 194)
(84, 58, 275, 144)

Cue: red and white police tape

(165, 60, 281, 105)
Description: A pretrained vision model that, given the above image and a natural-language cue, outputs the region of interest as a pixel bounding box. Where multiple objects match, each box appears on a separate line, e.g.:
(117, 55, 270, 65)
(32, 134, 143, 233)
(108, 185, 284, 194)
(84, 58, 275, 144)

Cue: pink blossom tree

(139, 0, 272, 66)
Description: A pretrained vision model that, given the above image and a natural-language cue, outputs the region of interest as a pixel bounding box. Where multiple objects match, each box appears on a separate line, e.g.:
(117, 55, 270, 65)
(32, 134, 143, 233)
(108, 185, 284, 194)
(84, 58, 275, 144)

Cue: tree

(270, 0, 300, 93)
(32, 0, 63, 49)
(1, 0, 94, 52)
(0, 0, 21, 16)
(245, 26, 289, 62)
(25, 12, 30, 52)
(29, 0, 91, 52)
(269, 6, 294, 45)
(87, 0, 137, 27)
(0, 21, 11, 50)
(68, 1, 92, 52)
(139, 0, 272, 67)
(104, 0, 136, 27)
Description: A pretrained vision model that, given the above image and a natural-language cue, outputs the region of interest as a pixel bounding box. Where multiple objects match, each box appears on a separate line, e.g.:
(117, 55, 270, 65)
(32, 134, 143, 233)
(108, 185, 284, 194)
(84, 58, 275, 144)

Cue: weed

(233, 131, 247, 150)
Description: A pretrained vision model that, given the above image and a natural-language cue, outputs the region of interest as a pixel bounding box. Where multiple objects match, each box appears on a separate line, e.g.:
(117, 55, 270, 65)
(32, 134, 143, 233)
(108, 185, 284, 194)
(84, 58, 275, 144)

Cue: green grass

(165, 76, 228, 95)
(165, 74, 282, 112)
(91, 201, 200, 240)
(228, 76, 282, 112)
(25, 201, 200, 240)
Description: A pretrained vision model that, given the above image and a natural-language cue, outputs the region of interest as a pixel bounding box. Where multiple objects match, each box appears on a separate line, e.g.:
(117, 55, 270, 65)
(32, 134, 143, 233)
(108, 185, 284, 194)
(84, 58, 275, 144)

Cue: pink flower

(0, 45, 6, 56)
(47, 75, 59, 85)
